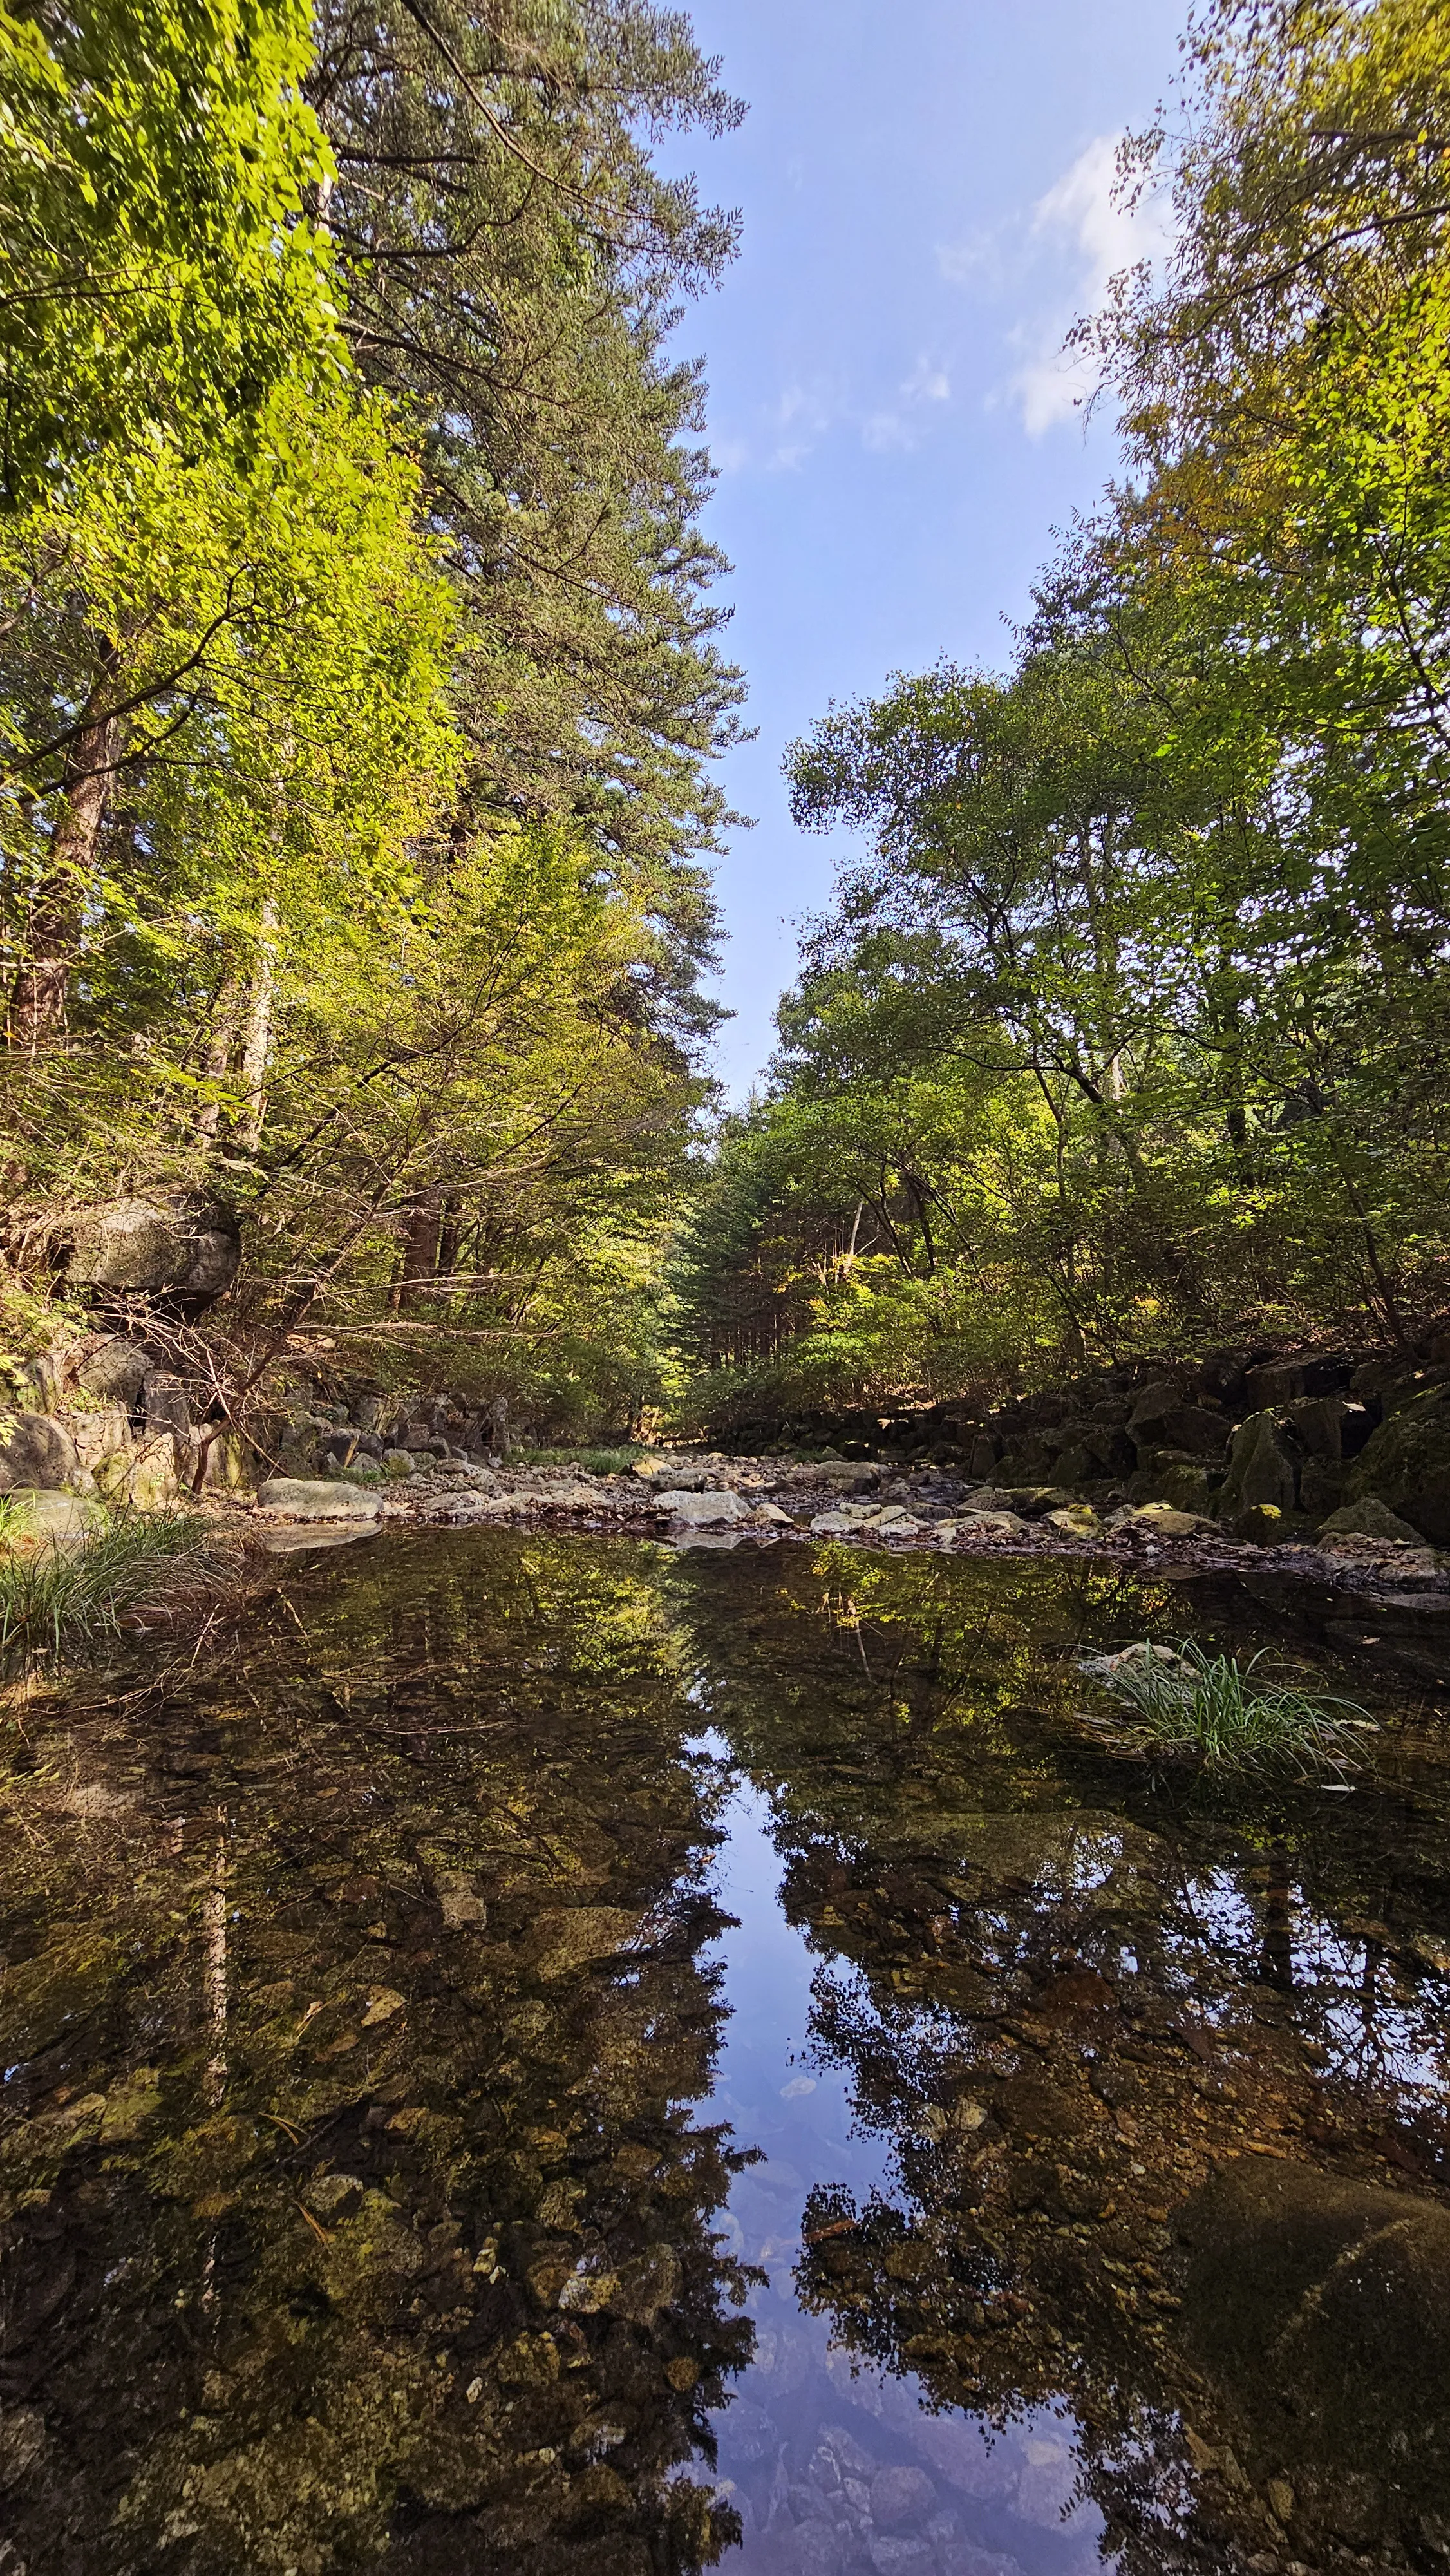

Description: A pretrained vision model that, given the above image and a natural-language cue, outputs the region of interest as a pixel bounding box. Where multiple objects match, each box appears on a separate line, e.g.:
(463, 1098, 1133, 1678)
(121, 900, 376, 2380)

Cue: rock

(1234, 1502, 1286, 1544)
(653, 1488, 748, 1526)
(1001, 1485, 1079, 1517)
(1176, 2157, 1450, 2526)
(1219, 1409, 1300, 1517)
(1131, 1397, 1229, 1459)
(382, 1449, 417, 1479)
(67, 1406, 133, 1472)
(75, 1335, 155, 1405)
(751, 1502, 792, 1526)
(1045, 1503, 1099, 1535)
(1246, 1352, 1355, 1405)
(1319, 1496, 1423, 1546)
(125, 1438, 184, 1509)
(254, 1477, 382, 1521)
(957, 1510, 1028, 1537)
(140, 1368, 191, 1435)
(1344, 1381, 1450, 1542)
(0, 1488, 105, 1552)
(1108, 1502, 1216, 1539)
(319, 1426, 359, 1468)
(343, 1457, 383, 1484)
(810, 1509, 868, 1535)
(870, 2466, 937, 2531)
(526, 1907, 641, 1979)
(64, 1191, 241, 1308)
(0, 1410, 78, 1492)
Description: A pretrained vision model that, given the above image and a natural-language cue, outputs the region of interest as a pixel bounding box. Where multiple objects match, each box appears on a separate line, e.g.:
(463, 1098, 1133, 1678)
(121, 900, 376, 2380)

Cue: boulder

(1218, 1408, 1300, 1517)
(140, 1369, 191, 1435)
(1344, 1381, 1450, 1542)
(255, 1477, 382, 1521)
(0, 1488, 105, 1552)
(382, 1449, 417, 1479)
(64, 1193, 241, 1309)
(654, 1488, 748, 1526)
(75, 1336, 155, 1406)
(1107, 1502, 1216, 1539)
(1045, 1503, 1099, 1536)
(750, 1502, 792, 1527)
(1317, 1496, 1423, 1546)
(1128, 1383, 1227, 1459)
(0, 1411, 78, 1492)
(1245, 1351, 1355, 1405)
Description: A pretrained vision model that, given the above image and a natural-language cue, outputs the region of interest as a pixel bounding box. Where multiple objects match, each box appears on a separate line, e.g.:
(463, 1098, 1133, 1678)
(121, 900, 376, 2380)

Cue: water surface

(2, 1530, 1449, 2576)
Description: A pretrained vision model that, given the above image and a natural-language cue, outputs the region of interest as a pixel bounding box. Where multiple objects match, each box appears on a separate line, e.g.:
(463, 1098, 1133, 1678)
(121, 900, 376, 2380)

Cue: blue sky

(663, 0, 1187, 1095)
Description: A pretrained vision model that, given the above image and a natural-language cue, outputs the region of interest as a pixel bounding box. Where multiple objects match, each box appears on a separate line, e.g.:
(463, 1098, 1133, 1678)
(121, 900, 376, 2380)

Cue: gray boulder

(75, 1336, 155, 1406)
(140, 1369, 192, 1435)
(255, 1477, 382, 1521)
(652, 1488, 748, 1526)
(65, 1192, 240, 1308)
(0, 1412, 78, 1492)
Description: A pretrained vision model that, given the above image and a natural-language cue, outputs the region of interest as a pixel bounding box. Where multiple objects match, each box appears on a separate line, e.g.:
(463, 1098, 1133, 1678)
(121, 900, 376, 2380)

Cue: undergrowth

(0, 1506, 254, 1680)
(1080, 1639, 1377, 1780)
(521, 1446, 644, 1477)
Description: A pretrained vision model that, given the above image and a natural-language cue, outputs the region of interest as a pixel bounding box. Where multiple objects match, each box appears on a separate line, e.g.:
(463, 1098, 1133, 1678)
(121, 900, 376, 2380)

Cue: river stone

(653, 1488, 748, 1526)
(255, 1477, 382, 1520)
(382, 1449, 416, 1478)
(751, 1502, 793, 1526)
(0, 1411, 78, 1492)
(64, 1192, 241, 1306)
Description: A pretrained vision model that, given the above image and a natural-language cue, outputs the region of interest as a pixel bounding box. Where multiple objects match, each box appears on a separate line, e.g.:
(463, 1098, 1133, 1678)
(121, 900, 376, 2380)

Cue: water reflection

(1, 1533, 1449, 2574)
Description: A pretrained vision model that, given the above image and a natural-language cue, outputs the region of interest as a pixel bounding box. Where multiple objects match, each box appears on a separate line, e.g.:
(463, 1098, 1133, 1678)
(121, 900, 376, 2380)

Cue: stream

(2, 1527, 1449, 2575)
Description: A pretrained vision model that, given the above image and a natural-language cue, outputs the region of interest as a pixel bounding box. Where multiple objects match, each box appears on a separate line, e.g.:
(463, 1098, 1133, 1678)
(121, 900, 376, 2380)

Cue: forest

(1, 0, 1449, 1451)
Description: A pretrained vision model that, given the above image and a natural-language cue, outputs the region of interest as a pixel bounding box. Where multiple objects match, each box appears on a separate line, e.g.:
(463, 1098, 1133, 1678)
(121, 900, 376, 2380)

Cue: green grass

(0, 1506, 247, 1679)
(520, 1445, 644, 1477)
(1079, 1638, 1377, 1779)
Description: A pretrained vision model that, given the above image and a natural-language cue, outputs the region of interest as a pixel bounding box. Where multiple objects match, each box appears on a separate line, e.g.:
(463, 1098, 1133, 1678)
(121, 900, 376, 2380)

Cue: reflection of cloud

(940, 132, 1174, 439)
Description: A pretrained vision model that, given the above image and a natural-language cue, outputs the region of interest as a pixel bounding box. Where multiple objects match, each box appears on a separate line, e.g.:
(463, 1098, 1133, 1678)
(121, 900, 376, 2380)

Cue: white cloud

(1010, 135, 1171, 434)
(941, 132, 1174, 439)
(861, 354, 952, 454)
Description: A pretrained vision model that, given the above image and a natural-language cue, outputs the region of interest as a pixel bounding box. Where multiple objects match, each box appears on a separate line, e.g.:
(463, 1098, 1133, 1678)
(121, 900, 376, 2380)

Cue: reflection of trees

(666, 1542, 1450, 2572)
(0, 1534, 753, 2574)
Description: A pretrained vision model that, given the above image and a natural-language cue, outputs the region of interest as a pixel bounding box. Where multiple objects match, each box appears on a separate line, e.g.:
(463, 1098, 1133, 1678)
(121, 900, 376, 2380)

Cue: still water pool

(1, 1530, 1449, 2576)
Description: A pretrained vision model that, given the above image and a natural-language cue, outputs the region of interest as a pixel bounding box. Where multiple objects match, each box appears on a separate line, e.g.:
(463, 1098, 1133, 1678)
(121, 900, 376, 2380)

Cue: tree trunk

(392, 1188, 442, 1309)
(9, 647, 122, 1047)
(196, 974, 242, 1144)
(236, 900, 278, 1154)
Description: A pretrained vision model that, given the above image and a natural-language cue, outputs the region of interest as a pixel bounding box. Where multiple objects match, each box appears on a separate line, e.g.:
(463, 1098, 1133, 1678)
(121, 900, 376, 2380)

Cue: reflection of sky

(688, 1733, 1114, 2574)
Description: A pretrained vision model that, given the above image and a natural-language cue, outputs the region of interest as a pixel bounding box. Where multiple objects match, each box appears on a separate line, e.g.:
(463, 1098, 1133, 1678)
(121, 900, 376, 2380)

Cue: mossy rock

(1344, 1382, 1450, 1541)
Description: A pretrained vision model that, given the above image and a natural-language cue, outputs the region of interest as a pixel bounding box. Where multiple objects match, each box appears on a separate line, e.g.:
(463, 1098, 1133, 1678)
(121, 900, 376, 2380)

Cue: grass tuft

(1078, 1638, 1377, 1779)
(522, 1445, 643, 1477)
(0, 1506, 250, 1679)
